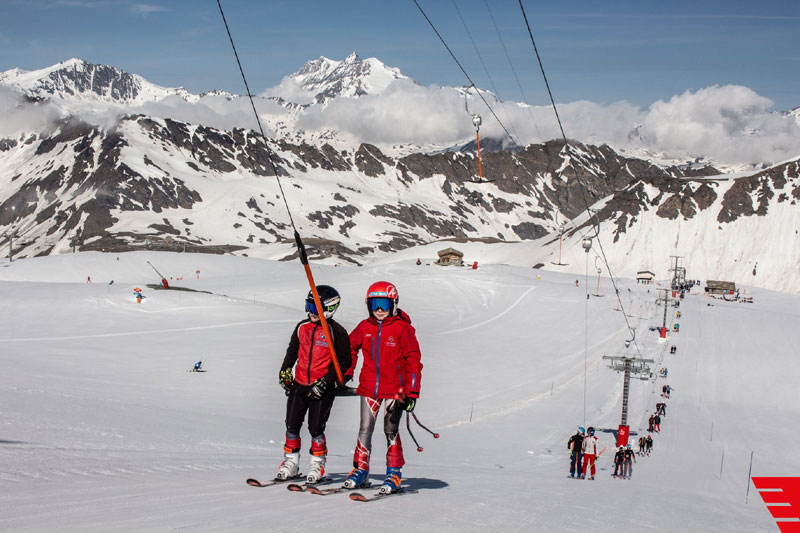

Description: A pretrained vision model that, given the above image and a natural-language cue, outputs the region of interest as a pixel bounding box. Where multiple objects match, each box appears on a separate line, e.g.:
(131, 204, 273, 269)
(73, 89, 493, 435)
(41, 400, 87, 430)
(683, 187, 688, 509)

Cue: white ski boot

(276, 452, 300, 480)
(306, 455, 326, 484)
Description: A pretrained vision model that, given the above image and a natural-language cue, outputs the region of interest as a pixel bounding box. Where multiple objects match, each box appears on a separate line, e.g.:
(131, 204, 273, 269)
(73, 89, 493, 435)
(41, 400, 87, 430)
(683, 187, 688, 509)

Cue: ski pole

(412, 412, 440, 439)
(406, 412, 423, 452)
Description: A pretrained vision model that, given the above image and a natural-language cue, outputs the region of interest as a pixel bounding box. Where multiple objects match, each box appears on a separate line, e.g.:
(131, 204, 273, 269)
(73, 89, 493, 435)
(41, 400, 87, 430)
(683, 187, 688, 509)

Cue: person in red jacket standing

(343, 281, 422, 494)
(276, 285, 351, 484)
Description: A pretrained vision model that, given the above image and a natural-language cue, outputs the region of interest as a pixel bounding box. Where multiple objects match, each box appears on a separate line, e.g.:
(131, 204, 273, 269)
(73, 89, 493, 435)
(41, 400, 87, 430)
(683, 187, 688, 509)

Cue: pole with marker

(295, 231, 343, 385)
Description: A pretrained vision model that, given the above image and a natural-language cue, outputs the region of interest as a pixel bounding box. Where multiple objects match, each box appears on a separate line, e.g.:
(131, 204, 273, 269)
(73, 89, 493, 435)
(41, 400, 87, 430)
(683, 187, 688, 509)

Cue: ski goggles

(305, 301, 336, 315)
(369, 297, 393, 312)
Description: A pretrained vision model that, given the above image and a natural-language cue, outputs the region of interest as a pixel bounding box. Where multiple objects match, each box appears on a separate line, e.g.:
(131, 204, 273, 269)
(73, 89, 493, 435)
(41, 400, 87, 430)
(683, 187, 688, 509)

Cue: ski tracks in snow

(0, 318, 296, 342)
(440, 285, 536, 335)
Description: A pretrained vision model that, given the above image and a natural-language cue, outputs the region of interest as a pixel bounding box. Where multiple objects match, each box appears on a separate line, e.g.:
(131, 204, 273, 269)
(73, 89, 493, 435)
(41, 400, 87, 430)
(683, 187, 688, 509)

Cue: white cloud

(279, 81, 800, 165)
(0, 86, 64, 138)
(129, 3, 167, 16)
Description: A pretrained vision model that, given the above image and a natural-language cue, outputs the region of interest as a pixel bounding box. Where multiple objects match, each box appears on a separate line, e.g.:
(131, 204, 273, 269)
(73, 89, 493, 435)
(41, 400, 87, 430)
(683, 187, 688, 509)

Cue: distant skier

(276, 285, 351, 484)
(343, 281, 423, 495)
(653, 413, 662, 433)
(580, 426, 599, 480)
(613, 446, 625, 478)
(567, 427, 585, 478)
(575, 280, 579, 287)
(662, 385, 668, 397)
(660, 403, 667, 417)
(648, 413, 655, 432)
(645, 434, 653, 455)
(638, 435, 646, 456)
(665, 385, 672, 398)
(193, 361, 202, 372)
(623, 444, 637, 479)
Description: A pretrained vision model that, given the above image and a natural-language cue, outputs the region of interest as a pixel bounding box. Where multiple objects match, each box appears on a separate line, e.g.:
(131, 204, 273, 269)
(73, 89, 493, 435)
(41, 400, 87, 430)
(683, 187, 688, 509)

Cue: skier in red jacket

(276, 286, 351, 484)
(343, 281, 423, 494)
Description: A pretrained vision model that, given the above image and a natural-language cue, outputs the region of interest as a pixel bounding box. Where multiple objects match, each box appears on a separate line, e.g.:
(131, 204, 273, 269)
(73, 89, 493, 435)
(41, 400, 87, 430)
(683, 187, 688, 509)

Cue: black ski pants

(285, 383, 337, 440)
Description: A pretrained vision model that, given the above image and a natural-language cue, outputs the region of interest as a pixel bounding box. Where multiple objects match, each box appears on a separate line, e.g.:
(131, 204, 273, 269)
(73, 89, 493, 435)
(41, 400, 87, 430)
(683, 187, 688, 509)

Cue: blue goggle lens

(305, 301, 318, 315)
(369, 297, 393, 312)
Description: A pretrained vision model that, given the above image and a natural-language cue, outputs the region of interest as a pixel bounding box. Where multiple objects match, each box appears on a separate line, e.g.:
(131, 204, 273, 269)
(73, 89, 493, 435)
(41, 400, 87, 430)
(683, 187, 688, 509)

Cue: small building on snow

(636, 270, 655, 284)
(705, 280, 736, 295)
(436, 247, 464, 266)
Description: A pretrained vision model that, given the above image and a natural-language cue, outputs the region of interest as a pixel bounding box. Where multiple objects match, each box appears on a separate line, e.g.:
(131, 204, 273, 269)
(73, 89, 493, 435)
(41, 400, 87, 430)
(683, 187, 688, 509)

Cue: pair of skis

(246, 476, 416, 502)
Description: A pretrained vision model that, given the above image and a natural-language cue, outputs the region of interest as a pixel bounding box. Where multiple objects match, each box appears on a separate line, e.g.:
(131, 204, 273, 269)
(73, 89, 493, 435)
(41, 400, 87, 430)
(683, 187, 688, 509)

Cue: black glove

(402, 397, 416, 413)
(279, 368, 294, 395)
(307, 377, 328, 400)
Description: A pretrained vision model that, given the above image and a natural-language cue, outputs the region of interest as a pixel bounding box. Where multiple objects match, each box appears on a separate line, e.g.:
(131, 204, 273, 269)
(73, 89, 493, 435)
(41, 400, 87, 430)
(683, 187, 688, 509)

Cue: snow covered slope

(0, 251, 797, 531)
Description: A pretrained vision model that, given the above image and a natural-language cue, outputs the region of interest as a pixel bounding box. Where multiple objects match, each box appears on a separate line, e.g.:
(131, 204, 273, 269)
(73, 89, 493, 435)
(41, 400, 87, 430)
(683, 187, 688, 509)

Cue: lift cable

(518, 0, 642, 358)
(216, 0, 344, 384)
(484, 0, 544, 144)
(412, 0, 520, 148)
(452, 0, 522, 145)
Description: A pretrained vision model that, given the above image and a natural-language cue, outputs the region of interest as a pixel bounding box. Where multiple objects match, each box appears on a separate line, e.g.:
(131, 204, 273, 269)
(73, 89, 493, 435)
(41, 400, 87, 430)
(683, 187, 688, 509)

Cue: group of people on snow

(276, 281, 422, 495)
(569, 383, 674, 479)
(567, 426, 600, 479)
(636, 434, 653, 456)
(612, 444, 637, 479)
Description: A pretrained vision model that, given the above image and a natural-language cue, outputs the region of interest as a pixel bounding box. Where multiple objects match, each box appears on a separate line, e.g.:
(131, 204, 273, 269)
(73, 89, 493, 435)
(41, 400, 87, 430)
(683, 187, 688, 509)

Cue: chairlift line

(215, 0, 344, 384)
(463, 87, 495, 185)
(412, 0, 519, 148)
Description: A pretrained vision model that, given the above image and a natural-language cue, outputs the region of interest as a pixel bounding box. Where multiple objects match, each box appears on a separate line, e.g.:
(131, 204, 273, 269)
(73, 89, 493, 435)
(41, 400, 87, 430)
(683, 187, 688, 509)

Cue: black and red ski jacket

(280, 317, 351, 386)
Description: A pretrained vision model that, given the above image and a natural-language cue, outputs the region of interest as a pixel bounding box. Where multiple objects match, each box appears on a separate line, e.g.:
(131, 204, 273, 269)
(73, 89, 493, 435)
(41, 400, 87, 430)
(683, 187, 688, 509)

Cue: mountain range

(0, 57, 798, 293)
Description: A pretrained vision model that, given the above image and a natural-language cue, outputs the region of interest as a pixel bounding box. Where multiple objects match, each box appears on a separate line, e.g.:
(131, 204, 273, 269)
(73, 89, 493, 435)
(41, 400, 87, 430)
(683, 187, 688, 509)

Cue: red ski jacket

(281, 318, 351, 386)
(348, 309, 422, 400)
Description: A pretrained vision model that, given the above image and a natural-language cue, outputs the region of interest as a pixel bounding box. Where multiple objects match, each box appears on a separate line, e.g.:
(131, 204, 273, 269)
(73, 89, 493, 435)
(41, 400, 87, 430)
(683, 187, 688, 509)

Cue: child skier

(613, 446, 625, 478)
(645, 434, 653, 455)
(276, 285, 351, 483)
(580, 426, 599, 479)
(343, 281, 422, 494)
(623, 444, 636, 479)
(567, 427, 585, 478)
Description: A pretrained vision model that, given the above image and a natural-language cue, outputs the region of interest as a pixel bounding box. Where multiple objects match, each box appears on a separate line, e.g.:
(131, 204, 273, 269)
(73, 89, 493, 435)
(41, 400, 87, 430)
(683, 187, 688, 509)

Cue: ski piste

(246, 475, 302, 488)
(349, 487, 418, 502)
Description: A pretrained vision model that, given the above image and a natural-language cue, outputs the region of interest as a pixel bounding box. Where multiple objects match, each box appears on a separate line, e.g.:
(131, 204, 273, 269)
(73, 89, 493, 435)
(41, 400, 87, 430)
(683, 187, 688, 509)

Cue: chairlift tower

(551, 219, 569, 266)
(603, 354, 655, 446)
(669, 255, 686, 289)
(4, 231, 18, 261)
(656, 288, 671, 330)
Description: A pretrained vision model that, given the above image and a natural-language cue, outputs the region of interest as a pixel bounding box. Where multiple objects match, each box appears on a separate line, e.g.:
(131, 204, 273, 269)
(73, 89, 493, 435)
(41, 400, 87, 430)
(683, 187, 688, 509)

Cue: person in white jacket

(581, 426, 599, 479)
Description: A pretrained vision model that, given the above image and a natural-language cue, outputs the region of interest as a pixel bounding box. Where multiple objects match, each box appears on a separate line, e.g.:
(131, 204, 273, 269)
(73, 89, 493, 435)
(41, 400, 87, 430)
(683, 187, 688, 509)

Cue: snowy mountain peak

(289, 52, 408, 104)
(0, 58, 191, 104)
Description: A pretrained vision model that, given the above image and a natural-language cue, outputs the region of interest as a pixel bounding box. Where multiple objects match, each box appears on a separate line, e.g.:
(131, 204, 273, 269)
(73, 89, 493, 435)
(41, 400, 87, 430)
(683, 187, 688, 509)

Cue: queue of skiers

(276, 281, 423, 495)
(570, 385, 673, 480)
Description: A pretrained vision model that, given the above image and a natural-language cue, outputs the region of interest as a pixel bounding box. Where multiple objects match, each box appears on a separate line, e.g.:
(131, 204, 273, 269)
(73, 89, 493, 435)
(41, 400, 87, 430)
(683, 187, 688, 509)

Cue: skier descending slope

(344, 281, 423, 494)
(276, 286, 351, 483)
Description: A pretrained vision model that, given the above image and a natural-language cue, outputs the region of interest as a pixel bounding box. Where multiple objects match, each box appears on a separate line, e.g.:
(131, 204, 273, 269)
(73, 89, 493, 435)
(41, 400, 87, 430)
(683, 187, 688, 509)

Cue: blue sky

(0, 0, 798, 109)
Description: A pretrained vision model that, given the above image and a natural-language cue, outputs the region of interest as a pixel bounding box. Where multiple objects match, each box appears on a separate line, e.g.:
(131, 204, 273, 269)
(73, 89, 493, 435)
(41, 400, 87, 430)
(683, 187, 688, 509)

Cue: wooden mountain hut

(436, 247, 464, 266)
(705, 280, 736, 295)
(636, 270, 655, 284)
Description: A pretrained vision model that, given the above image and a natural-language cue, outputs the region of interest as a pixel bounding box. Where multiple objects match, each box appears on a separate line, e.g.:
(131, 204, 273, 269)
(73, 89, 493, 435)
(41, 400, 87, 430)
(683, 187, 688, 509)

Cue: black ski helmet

(587, 427, 595, 436)
(306, 285, 341, 319)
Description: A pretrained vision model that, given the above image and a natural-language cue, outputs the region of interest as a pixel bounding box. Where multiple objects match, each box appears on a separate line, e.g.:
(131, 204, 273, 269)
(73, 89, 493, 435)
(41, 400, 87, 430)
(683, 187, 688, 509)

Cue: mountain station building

(436, 247, 464, 266)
